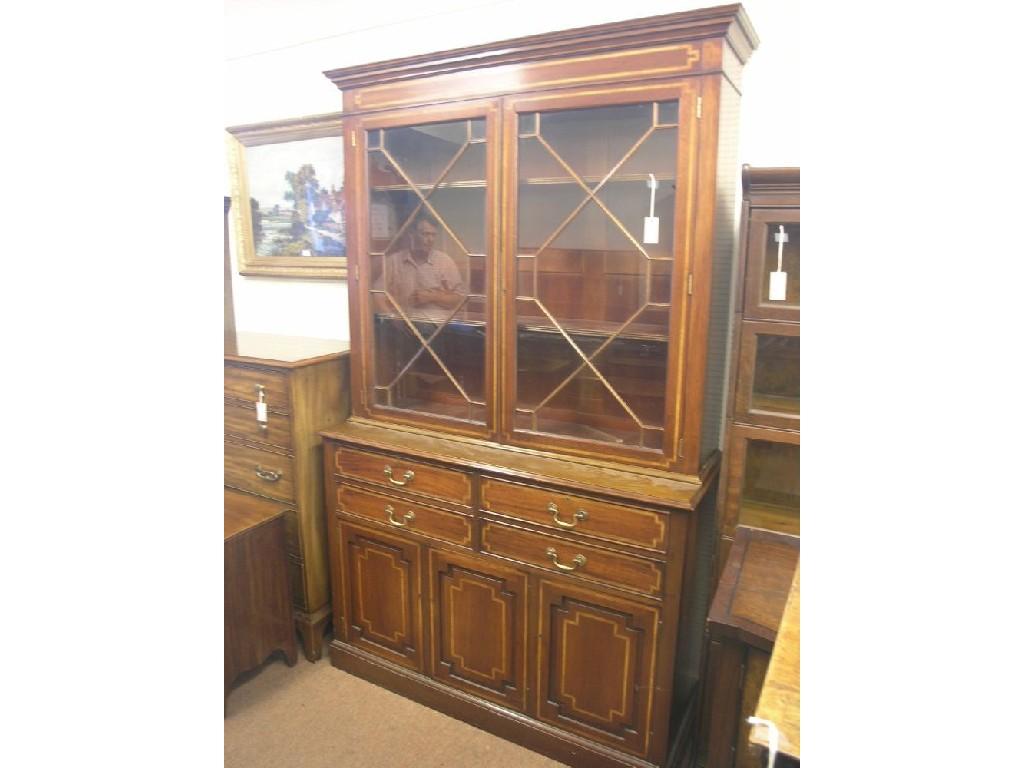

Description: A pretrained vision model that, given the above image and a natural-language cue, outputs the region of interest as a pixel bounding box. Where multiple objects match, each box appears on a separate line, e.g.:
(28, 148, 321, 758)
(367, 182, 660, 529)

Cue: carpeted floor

(225, 643, 567, 767)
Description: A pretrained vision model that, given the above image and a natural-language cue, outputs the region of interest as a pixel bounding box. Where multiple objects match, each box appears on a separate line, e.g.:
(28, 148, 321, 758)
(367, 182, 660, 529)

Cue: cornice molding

(323, 4, 758, 92)
(742, 165, 800, 196)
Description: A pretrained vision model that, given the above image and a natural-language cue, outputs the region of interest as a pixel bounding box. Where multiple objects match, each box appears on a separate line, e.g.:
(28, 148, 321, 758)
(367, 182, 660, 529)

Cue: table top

(225, 331, 349, 367)
(750, 562, 800, 760)
(224, 487, 291, 541)
(708, 526, 800, 652)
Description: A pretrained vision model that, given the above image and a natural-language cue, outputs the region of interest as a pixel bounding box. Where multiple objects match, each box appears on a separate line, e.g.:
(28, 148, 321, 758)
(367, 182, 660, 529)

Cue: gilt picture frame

(226, 112, 348, 279)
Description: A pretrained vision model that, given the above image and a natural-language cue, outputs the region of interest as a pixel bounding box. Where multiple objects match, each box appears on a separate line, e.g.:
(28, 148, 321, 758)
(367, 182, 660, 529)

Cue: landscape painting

(227, 113, 347, 279)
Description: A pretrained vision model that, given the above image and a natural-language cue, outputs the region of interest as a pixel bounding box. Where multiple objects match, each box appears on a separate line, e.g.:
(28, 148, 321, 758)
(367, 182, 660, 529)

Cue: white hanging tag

(643, 217, 660, 244)
(643, 174, 660, 244)
(255, 386, 269, 424)
(747, 717, 780, 768)
(769, 225, 788, 301)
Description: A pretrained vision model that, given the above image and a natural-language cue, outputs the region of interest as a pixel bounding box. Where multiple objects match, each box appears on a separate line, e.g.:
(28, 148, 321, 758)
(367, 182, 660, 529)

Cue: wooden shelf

(370, 172, 676, 192)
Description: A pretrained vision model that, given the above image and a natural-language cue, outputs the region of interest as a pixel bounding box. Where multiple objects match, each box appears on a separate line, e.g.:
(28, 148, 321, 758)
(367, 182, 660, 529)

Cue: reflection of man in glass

(385, 213, 465, 319)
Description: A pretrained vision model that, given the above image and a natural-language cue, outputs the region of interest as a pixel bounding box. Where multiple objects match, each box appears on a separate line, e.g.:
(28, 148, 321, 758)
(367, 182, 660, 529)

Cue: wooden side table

(225, 488, 298, 700)
(699, 526, 799, 767)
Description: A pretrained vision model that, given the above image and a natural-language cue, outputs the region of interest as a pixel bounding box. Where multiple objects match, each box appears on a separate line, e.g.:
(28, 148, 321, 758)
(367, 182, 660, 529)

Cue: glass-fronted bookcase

(717, 166, 801, 571)
(321, 10, 759, 767)
(348, 81, 715, 474)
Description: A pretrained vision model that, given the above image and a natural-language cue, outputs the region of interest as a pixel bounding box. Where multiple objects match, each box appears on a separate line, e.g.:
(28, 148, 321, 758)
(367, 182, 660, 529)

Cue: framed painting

(226, 112, 348, 279)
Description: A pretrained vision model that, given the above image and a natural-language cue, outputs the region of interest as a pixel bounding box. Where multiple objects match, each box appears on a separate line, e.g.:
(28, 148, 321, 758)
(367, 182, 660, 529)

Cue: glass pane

(752, 334, 800, 415)
(760, 222, 800, 307)
(738, 440, 800, 535)
(518, 113, 538, 137)
(655, 100, 678, 126)
(368, 117, 488, 425)
(513, 100, 677, 449)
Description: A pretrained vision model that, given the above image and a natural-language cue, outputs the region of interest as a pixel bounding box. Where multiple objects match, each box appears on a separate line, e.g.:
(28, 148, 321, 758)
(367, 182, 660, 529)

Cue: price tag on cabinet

(769, 225, 789, 301)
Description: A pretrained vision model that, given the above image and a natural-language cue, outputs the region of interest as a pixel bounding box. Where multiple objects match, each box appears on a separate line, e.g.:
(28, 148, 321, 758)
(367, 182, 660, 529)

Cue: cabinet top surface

(225, 332, 350, 367)
(323, 418, 709, 509)
(224, 487, 288, 541)
(751, 563, 800, 759)
(708, 526, 800, 649)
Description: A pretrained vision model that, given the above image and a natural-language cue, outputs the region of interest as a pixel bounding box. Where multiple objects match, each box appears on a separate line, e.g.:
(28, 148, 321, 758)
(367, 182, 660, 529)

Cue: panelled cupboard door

(502, 83, 699, 468)
(537, 579, 660, 757)
(353, 101, 499, 438)
(339, 521, 423, 671)
(428, 549, 528, 712)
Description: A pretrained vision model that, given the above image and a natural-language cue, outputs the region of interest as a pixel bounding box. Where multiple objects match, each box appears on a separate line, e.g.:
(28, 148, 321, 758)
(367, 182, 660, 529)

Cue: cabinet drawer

(224, 363, 291, 413)
(334, 446, 472, 507)
(336, 484, 473, 548)
(224, 440, 295, 502)
(481, 478, 668, 553)
(224, 400, 293, 450)
(481, 521, 663, 597)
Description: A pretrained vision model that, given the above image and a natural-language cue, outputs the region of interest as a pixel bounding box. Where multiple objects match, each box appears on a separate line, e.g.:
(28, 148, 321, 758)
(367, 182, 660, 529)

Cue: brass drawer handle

(254, 465, 281, 482)
(385, 504, 415, 528)
(384, 465, 415, 487)
(548, 501, 587, 529)
(546, 547, 586, 572)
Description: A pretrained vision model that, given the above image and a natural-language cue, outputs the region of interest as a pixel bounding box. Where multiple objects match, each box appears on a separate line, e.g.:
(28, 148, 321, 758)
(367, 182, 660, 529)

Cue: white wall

(224, 0, 799, 340)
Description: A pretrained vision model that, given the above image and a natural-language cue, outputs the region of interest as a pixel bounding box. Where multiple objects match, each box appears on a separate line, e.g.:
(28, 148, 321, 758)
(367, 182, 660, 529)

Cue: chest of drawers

(225, 332, 349, 661)
(322, 418, 718, 768)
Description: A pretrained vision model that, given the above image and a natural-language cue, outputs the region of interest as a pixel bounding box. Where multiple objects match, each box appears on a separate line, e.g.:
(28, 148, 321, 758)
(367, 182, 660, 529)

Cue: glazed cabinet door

(427, 549, 528, 712)
(537, 579, 660, 758)
(743, 209, 800, 322)
(352, 102, 499, 437)
(502, 83, 698, 468)
(338, 521, 424, 671)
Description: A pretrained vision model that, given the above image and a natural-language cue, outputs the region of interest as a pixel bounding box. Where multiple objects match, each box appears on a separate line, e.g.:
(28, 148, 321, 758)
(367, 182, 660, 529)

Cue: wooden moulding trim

(225, 111, 345, 146)
(222, 349, 350, 370)
(323, 5, 758, 91)
(741, 166, 800, 196)
(323, 417, 712, 509)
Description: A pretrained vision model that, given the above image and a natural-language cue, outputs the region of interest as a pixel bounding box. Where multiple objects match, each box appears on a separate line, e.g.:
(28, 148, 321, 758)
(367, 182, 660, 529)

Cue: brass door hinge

(697, 97, 702, 119)
(350, 131, 356, 147)
(678, 437, 686, 457)
(687, 273, 694, 295)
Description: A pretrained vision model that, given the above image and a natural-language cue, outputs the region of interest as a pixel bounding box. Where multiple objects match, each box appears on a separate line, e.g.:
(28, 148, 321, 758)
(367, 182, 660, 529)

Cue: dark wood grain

(481, 520, 665, 597)
(428, 548, 528, 711)
(480, 477, 668, 552)
(708, 526, 799, 651)
(698, 526, 798, 768)
(336, 483, 473, 548)
(224, 489, 297, 697)
(225, 340, 350, 662)
(316, 6, 758, 766)
(334, 445, 473, 507)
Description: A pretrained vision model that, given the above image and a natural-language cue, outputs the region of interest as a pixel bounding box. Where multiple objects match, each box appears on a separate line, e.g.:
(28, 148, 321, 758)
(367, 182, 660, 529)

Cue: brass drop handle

(546, 547, 586, 572)
(254, 465, 281, 482)
(548, 501, 587, 529)
(385, 504, 415, 528)
(384, 465, 415, 487)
